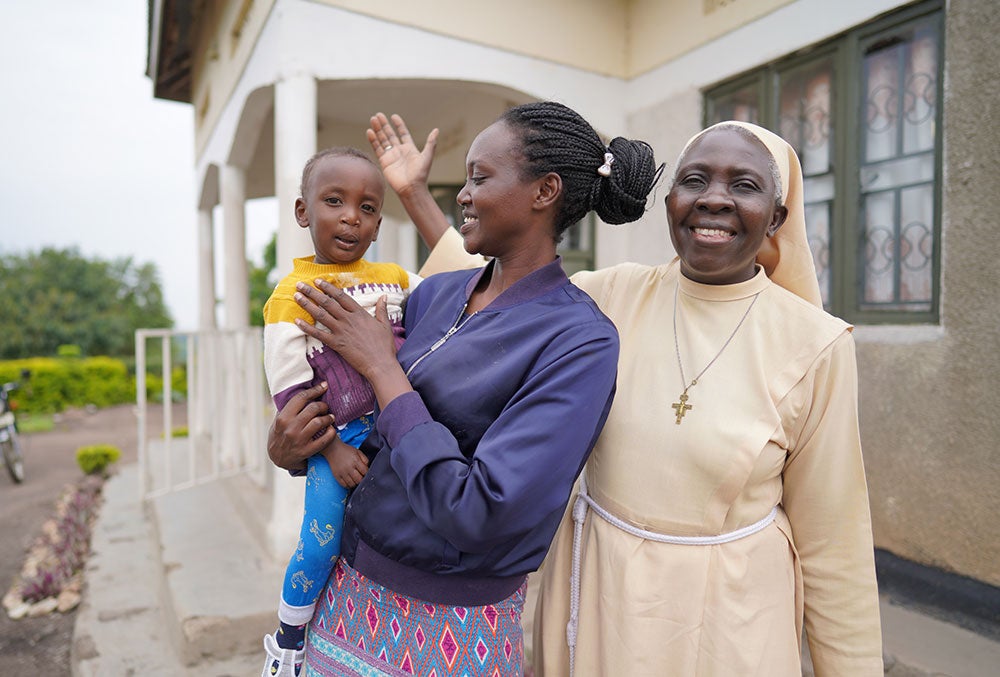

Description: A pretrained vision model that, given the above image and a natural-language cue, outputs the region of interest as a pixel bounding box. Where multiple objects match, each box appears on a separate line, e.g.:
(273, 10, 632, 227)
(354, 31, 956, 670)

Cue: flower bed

(2, 475, 104, 619)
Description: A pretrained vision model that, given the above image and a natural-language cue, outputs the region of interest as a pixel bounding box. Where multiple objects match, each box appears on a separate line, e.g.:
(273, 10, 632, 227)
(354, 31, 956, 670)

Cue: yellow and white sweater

(262, 256, 421, 422)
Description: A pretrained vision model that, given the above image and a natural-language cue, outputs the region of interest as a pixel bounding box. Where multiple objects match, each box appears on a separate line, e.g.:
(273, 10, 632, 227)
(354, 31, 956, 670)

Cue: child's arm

(320, 436, 369, 488)
(267, 382, 335, 473)
(264, 291, 321, 411)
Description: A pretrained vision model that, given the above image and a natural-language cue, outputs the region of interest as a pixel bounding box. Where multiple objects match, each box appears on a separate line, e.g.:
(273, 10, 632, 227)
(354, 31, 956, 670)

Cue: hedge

(0, 357, 187, 414)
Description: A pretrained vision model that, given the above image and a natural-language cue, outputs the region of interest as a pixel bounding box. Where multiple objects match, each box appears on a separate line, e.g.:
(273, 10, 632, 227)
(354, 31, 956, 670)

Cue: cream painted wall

(190, 0, 276, 157)
(628, 0, 795, 75)
(319, 0, 798, 79)
(186, 0, 894, 161)
(319, 0, 627, 76)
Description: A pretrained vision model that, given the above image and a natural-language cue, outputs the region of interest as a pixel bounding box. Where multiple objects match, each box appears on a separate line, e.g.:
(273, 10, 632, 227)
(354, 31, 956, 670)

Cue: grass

(15, 412, 55, 434)
(161, 425, 188, 439)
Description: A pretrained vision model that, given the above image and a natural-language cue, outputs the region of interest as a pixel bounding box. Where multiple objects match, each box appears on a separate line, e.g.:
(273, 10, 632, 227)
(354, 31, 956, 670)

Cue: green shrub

(142, 366, 188, 403)
(0, 357, 184, 414)
(57, 344, 82, 358)
(82, 357, 133, 407)
(0, 358, 69, 412)
(75, 444, 121, 476)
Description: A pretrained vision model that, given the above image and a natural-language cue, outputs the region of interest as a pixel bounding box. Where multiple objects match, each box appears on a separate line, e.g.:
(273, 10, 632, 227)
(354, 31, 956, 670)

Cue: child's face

(296, 155, 384, 265)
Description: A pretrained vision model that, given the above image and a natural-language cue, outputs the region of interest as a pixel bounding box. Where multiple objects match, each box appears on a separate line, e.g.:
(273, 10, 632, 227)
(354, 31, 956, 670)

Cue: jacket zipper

(405, 303, 477, 378)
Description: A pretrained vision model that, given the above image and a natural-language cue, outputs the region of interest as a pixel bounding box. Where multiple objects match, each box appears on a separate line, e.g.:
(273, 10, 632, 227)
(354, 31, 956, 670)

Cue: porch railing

(134, 328, 272, 500)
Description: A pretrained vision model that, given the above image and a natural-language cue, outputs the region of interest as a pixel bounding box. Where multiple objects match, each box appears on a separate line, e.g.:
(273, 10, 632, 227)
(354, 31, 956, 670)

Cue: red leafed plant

(18, 475, 104, 604)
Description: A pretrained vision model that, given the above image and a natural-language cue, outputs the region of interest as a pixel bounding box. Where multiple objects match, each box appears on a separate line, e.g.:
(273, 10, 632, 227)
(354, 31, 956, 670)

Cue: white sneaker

(261, 632, 305, 677)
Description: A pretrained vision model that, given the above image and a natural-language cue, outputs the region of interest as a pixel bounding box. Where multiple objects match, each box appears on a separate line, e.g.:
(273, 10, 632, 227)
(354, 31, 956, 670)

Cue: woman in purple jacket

(266, 102, 659, 677)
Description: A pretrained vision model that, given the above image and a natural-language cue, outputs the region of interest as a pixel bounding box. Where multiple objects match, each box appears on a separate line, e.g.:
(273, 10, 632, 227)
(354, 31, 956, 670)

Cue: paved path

(0, 404, 182, 676)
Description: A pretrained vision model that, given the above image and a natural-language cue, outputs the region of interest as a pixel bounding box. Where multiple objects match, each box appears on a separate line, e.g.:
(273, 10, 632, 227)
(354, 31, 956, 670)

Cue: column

(274, 73, 317, 279)
(220, 164, 249, 330)
(196, 207, 217, 330)
(218, 165, 249, 471)
(268, 72, 318, 558)
(191, 207, 219, 454)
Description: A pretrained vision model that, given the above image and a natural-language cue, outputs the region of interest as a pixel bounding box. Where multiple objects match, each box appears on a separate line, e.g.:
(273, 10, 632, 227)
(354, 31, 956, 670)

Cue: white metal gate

(134, 328, 272, 499)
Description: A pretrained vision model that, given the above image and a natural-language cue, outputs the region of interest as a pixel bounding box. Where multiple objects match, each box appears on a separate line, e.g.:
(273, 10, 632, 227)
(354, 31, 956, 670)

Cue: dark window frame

(703, 0, 943, 324)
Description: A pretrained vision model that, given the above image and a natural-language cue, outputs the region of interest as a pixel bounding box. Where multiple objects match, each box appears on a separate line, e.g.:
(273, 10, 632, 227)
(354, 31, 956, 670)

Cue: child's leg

(272, 415, 373, 652)
(278, 454, 348, 633)
(338, 413, 374, 448)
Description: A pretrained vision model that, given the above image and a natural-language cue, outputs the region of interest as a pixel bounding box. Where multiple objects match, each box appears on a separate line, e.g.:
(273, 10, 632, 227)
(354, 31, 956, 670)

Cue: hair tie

(597, 151, 615, 177)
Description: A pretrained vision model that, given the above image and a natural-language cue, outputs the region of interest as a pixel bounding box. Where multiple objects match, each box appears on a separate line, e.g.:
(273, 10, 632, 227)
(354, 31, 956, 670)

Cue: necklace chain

(671, 283, 760, 424)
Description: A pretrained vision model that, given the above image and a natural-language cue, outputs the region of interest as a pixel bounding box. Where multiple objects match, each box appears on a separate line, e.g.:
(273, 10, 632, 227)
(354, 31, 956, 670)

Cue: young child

(260, 147, 420, 677)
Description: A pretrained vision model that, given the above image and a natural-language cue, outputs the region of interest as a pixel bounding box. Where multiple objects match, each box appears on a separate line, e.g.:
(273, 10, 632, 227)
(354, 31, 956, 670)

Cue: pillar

(269, 72, 318, 557)
(274, 73, 317, 279)
(196, 207, 217, 330)
(221, 164, 249, 330)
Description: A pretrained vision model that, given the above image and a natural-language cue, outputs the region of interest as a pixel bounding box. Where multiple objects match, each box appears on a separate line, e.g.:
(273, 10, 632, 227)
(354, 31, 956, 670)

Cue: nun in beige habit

(529, 121, 883, 676)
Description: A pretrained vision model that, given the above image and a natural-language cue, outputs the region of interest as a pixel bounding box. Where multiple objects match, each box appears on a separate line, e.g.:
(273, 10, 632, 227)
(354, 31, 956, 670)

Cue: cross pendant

(671, 392, 692, 424)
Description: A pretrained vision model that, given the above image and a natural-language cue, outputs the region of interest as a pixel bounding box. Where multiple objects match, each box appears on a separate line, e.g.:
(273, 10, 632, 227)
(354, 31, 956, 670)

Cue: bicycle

(0, 380, 24, 483)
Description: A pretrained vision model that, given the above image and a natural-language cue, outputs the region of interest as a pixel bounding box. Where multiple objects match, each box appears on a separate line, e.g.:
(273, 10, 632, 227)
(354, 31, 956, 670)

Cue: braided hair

(499, 102, 662, 238)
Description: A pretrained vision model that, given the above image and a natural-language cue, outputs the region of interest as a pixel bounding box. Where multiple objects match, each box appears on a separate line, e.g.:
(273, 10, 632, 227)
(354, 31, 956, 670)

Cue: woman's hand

(366, 113, 452, 251)
(367, 112, 438, 200)
(268, 382, 336, 472)
(293, 279, 398, 378)
(293, 279, 414, 409)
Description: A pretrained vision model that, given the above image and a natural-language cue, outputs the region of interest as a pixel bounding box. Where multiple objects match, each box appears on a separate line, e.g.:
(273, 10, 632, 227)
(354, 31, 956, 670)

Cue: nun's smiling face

(667, 128, 787, 286)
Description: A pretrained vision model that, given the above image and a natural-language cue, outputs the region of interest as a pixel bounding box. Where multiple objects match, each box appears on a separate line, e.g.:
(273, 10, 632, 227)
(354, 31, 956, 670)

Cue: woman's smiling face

(666, 127, 787, 286)
(456, 120, 541, 258)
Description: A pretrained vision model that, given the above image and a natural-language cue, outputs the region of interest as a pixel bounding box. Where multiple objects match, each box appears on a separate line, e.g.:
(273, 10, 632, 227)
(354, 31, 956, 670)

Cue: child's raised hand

(321, 436, 370, 489)
(367, 112, 437, 196)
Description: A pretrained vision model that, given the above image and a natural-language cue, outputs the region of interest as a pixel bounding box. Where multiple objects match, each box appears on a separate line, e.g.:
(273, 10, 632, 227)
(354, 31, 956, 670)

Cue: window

(425, 185, 595, 275)
(704, 2, 942, 323)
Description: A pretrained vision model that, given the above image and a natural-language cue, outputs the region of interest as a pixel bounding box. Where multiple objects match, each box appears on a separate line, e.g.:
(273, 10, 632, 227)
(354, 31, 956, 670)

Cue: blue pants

(278, 414, 373, 625)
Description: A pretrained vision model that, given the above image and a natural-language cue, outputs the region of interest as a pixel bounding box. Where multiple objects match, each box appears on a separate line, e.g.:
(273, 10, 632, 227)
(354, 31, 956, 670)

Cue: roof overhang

(146, 0, 195, 103)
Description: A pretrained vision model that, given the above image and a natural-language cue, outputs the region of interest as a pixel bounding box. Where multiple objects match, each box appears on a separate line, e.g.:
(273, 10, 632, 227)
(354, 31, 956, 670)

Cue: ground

(0, 403, 177, 675)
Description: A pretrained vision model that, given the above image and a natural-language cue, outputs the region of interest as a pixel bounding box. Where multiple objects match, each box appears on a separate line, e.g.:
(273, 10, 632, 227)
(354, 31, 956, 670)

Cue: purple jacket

(341, 258, 619, 605)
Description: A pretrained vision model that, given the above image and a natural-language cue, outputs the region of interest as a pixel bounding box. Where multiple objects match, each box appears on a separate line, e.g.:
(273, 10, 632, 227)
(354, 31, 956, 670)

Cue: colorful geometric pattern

(304, 559, 525, 676)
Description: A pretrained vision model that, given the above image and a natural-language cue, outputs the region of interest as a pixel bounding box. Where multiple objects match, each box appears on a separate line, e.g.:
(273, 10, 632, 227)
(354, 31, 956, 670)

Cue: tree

(0, 248, 173, 359)
(248, 233, 277, 327)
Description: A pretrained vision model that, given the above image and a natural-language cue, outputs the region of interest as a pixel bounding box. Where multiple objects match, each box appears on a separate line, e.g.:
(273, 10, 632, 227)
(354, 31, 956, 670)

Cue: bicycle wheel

(1, 426, 24, 483)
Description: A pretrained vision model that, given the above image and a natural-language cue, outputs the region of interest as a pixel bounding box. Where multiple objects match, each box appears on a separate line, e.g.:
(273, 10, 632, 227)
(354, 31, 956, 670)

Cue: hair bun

(591, 137, 660, 225)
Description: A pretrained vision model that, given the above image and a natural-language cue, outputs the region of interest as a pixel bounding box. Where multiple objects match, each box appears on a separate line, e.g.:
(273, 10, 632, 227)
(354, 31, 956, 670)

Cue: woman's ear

(534, 172, 563, 210)
(767, 204, 788, 237)
(295, 197, 309, 229)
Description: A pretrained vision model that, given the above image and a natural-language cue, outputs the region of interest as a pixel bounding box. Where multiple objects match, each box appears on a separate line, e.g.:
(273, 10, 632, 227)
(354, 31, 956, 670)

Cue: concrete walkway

(73, 463, 1000, 676)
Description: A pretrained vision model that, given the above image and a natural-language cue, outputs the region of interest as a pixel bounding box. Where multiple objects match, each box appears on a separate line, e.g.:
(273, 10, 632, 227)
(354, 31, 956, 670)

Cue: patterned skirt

(304, 559, 526, 676)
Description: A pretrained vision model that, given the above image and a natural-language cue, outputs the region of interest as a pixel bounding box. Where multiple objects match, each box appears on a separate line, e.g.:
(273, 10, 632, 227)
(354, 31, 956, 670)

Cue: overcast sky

(0, 0, 275, 331)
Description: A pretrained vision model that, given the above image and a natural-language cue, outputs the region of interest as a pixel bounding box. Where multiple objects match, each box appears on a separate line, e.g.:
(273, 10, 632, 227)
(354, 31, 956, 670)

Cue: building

(146, 0, 1000, 627)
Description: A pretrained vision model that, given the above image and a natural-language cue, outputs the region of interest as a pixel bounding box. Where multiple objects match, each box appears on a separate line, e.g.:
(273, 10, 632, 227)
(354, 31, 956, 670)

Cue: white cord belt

(566, 476, 778, 675)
